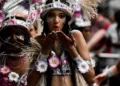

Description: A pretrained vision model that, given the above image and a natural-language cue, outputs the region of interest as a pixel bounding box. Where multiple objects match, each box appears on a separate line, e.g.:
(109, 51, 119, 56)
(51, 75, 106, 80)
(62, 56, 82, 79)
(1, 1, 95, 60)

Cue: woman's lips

(54, 26, 60, 31)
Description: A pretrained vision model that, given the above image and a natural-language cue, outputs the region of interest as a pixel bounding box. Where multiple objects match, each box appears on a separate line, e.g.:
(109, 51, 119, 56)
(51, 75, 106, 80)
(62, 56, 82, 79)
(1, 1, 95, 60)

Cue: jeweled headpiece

(75, 17, 91, 27)
(30, 0, 102, 19)
(2, 16, 28, 29)
(40, 0, 80, 19)
(74, 9, 91, 27)
(70, 8, 91, 29)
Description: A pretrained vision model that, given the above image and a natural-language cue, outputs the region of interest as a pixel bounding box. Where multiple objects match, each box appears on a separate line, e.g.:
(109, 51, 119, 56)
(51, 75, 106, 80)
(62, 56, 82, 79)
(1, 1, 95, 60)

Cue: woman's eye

(59, 14, 66, 19)
(47, 14, 54, 18)
(16, 35, 24, 41)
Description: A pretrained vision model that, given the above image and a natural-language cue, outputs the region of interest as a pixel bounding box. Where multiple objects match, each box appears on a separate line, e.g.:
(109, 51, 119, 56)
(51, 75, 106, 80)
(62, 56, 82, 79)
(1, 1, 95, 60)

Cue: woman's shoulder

(70, 29, 83, 37)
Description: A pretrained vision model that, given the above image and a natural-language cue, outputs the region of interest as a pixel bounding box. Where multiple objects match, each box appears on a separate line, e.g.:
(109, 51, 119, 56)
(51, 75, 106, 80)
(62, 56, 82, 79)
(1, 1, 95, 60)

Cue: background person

(87, 6, 111, 53)
(70, 9, 91, 42)
(95, 60, 120, 86)
(0, 16, 32, 86)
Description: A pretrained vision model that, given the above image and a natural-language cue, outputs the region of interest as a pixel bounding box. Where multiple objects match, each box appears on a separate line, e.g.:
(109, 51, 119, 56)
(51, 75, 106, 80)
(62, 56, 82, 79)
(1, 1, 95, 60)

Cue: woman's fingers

(69, 33, 75, 44)
(57, 31, 74, 46)
(47, 32, 56, 44)
(95, 73, 106, 85)
(42, 32, 56, 53)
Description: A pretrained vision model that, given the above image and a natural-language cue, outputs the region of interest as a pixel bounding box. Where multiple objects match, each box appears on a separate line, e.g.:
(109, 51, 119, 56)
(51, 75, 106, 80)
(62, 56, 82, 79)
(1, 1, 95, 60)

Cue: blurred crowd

(70, 0, 120, 86)
(0, 0, 120, 86)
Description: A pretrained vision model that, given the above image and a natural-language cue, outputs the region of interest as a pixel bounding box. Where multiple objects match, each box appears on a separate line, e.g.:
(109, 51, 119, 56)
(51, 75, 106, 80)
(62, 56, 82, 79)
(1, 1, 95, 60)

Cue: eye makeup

(46, 13, 66, 23)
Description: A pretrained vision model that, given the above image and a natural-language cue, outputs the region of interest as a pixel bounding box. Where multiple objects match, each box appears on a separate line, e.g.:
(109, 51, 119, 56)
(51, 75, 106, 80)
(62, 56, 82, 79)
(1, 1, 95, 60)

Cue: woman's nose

(54, 16, 60, 23)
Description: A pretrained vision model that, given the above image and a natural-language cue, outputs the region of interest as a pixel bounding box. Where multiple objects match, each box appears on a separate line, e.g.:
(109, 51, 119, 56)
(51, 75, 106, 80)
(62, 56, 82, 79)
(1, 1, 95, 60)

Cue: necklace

(0, 65, 28, 86)
(53, 45, 63, 57)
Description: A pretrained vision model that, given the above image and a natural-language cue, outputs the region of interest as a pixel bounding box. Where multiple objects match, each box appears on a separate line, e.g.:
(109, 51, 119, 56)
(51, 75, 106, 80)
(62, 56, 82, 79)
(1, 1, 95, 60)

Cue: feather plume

(2, 0, 29, 18)
(79, 0, 102, 19)
(3, 0, 24, 14)
(0, 0, 7, 10)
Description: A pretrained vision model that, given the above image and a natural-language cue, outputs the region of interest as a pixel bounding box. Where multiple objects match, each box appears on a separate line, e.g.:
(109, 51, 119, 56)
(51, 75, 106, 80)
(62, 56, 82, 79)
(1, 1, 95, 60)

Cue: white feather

(79, 0, 102, 19)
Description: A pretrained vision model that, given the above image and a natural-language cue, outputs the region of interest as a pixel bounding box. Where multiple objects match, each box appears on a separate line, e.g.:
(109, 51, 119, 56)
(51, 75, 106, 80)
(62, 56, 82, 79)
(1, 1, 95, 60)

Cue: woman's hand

(56, 31, 79, 57)
(56, 31, 75, 51)
(40, 32, 56, 55)
(95, 72, 107, 86)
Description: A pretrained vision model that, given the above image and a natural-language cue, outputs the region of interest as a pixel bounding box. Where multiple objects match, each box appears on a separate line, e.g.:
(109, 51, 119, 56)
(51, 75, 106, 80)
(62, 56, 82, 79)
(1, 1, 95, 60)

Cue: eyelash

(47, 14, 66, 23)
(47, 14, 66, 19)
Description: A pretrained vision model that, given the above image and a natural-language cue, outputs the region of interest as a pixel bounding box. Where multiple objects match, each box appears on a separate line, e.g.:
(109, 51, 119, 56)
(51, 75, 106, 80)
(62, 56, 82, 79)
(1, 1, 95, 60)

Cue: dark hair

(115, 10, 120, 24)
(97, 6, 107, 17)
(114, 10, 120, 41)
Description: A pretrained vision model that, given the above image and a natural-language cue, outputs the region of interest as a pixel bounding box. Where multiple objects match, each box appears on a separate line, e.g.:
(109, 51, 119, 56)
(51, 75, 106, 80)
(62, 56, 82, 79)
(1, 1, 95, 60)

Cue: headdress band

(2, 16, 28, 29)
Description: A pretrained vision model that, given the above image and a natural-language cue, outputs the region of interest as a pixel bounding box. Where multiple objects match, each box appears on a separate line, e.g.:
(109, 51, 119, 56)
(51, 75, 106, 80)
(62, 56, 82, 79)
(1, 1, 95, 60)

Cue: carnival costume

(0, 0, 41, 85)
(26, 0, 101, 86)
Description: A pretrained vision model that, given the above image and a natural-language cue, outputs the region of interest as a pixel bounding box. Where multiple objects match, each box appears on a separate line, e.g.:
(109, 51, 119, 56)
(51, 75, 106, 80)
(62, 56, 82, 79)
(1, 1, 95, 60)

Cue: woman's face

(82, 27, 91, 41)
(46, 9, 66, 32)
(28, 25, 38, 38)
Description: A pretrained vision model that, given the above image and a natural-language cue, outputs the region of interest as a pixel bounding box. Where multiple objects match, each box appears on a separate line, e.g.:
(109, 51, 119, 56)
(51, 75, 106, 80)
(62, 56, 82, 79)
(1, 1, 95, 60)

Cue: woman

(0, 16, 40, 86)
(70, 9, 92, 42)
(27, 0, 99, 86)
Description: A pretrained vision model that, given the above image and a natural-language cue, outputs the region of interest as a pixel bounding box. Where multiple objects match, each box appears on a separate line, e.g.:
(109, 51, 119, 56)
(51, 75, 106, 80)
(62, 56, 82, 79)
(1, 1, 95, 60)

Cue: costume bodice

(49, 52, 72, 75)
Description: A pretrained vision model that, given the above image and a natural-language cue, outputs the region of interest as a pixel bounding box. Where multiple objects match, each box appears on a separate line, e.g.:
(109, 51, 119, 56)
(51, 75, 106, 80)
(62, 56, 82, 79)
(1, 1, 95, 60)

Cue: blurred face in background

(81, 26, 91, 42)
(28, 24, 38, 38)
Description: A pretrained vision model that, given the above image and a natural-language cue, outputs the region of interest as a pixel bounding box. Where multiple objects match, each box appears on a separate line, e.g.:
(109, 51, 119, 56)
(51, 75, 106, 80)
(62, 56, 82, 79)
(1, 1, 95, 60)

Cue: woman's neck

(53, 40, 63, 57)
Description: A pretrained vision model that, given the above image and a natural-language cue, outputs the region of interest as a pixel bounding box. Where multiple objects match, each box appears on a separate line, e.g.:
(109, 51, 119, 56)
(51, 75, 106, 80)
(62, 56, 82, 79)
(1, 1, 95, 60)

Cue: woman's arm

(71, 30, 95, 85)
(27, 33, 56, 86)
(87, 29, 106, 50)
(56, 30, 95, 85)
(95, 64, 119, 85)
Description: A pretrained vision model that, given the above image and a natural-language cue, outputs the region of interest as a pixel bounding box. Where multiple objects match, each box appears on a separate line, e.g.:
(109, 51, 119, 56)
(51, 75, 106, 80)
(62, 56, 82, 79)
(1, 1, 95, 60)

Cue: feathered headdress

(79, 0, 102, 18)
(3, 0, 29, 18)
(1, 0, 38, 29)
(29, 0, 102, 19)
(0, 0, 8, 26)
